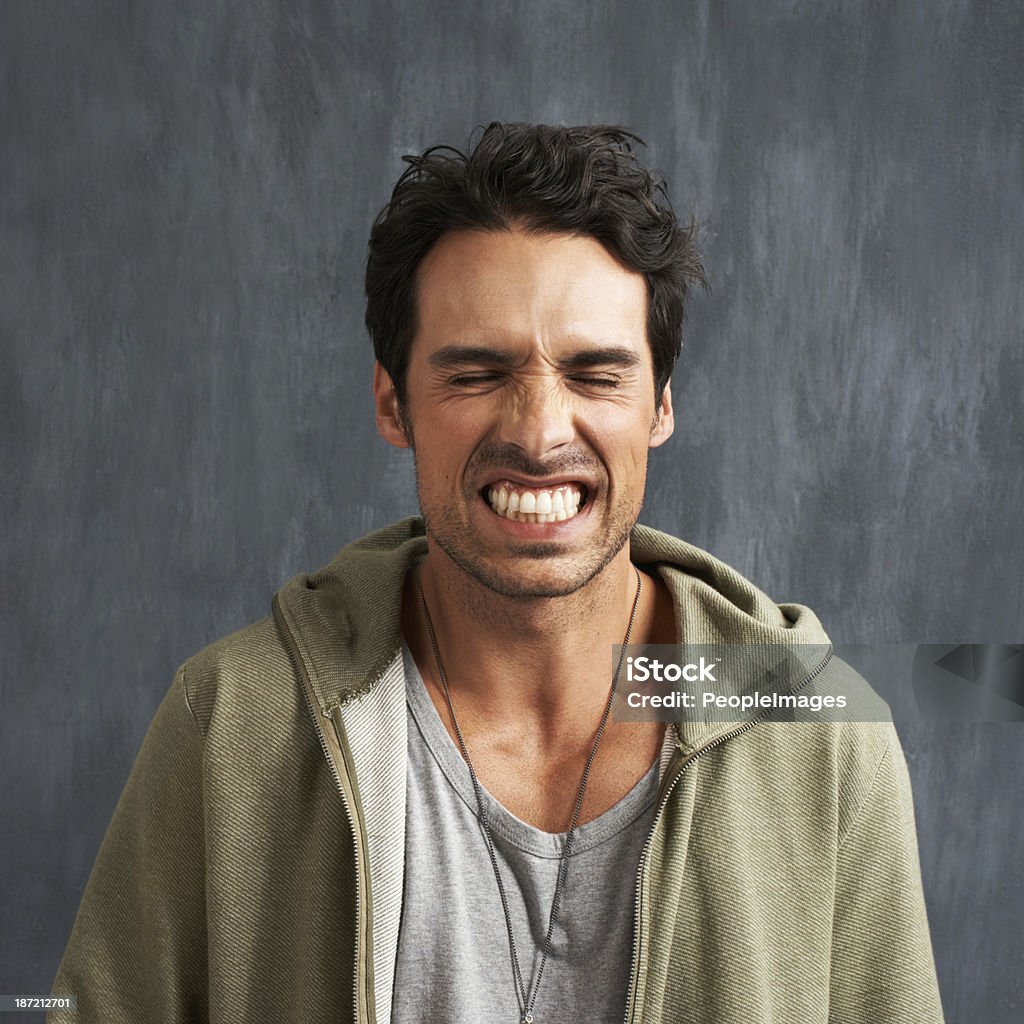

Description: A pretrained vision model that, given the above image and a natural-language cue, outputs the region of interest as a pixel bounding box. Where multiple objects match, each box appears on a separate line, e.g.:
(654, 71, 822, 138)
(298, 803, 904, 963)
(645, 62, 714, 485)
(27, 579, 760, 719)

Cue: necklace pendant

(522, 1015, 534, 1024)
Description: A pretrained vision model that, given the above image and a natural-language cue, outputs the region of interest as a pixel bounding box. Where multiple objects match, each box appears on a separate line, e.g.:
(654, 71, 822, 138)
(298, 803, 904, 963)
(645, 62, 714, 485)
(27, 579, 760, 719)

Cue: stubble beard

(402, 411, 644, 599)
(417, 479, 640, 600)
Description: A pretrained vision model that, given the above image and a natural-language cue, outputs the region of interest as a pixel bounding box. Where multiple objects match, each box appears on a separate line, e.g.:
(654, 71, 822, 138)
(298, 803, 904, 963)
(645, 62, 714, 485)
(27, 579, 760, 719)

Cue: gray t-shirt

(391, 642, 663, 1023)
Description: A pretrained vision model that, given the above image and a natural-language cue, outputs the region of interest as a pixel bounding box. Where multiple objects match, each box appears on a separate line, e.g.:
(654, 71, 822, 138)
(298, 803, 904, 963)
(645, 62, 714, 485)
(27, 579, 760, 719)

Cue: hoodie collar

(273, 516, 831, 751)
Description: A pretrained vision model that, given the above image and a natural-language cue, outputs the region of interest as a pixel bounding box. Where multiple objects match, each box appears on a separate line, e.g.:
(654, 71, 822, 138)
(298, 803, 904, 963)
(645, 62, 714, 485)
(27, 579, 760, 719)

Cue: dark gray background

(3, 0, 1022, 1020)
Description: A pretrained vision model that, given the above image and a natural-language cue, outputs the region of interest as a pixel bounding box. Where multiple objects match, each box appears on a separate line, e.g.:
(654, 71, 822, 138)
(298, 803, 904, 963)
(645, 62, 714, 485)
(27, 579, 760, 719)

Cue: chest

(394, 700, 659, 1022)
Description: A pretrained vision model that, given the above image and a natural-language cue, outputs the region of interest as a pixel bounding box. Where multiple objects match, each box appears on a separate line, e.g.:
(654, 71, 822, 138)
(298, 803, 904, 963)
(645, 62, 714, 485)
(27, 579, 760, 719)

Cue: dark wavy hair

(365, 122, 707, 408)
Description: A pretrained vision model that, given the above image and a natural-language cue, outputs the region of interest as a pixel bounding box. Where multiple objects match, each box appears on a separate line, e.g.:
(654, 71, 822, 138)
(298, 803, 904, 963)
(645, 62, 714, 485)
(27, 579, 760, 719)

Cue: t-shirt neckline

(402, 639, 663, 860)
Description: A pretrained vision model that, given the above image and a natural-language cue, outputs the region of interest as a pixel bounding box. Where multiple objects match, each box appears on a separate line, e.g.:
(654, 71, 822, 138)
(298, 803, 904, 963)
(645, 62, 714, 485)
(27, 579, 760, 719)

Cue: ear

(649, 378, 675, 449)
(374, 362, 412, 449)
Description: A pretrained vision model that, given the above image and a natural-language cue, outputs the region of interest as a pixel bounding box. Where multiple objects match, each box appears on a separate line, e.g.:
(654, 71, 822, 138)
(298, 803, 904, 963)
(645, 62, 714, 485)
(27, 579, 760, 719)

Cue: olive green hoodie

(49, 517, 945, 1023)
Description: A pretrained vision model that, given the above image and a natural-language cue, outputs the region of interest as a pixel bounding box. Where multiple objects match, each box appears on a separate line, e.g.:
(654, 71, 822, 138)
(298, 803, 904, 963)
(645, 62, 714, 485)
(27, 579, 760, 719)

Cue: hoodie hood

(272, 516, 832, 750)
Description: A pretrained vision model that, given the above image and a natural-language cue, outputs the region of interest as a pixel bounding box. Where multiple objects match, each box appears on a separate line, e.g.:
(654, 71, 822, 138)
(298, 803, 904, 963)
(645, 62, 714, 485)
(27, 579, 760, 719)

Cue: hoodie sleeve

(828, 735, 945, 1023)
(47, 666, 208, 1023)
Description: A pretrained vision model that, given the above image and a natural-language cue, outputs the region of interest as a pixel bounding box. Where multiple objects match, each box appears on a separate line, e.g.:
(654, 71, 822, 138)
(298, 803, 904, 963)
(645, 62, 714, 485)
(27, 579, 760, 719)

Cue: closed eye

(448, 373, 504, 386)
(569, 375, 621, 388)
(447, 372, 622, 388)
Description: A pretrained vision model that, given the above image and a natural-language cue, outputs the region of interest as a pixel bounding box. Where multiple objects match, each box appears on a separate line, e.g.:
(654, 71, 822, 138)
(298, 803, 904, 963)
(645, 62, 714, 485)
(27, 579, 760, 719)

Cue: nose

(493, 379, 575, 461)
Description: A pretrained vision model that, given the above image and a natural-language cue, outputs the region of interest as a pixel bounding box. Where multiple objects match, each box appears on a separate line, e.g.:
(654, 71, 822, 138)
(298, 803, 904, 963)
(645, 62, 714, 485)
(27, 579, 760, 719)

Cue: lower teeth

(489, 506, 578, 523)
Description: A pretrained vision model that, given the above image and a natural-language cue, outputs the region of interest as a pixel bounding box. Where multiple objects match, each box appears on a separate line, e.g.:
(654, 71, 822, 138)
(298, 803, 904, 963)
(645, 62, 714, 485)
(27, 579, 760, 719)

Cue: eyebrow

(558, 346, 642, 371)
(427, 344, 642, 371)
(428, 345, 520, 369)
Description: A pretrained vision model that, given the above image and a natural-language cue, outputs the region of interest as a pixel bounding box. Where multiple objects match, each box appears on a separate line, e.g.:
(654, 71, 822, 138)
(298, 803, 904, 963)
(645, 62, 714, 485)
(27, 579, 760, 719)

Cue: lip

(478, 472, 598, 492)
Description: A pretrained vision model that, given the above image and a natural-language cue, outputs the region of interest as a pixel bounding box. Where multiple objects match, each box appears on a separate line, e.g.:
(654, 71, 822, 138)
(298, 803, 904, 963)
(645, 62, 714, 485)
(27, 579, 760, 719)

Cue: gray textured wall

(3, 0, 1022, 1019)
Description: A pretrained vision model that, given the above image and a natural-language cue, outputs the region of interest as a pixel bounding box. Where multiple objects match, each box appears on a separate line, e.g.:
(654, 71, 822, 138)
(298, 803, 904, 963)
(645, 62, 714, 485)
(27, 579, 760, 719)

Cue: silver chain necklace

(416, 566, 643, 1024)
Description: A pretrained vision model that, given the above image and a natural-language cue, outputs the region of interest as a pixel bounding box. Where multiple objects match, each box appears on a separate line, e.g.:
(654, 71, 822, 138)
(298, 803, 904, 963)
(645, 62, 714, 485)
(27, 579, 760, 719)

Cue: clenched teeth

(487, 482, 585, 523)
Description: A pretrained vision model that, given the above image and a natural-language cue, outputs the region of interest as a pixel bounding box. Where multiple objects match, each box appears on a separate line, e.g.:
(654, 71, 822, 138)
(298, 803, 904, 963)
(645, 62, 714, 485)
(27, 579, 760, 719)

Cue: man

(50, 123, 945, 1023)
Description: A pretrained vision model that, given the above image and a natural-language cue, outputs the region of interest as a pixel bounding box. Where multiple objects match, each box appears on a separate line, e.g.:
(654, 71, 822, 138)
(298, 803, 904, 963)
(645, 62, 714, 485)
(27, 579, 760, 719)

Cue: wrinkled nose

(493, 382, 575, 461)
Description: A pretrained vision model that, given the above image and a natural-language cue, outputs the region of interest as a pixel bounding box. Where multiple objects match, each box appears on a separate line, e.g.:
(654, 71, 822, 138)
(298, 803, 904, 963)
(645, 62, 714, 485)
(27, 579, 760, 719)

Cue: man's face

(374, 227, 674, 598)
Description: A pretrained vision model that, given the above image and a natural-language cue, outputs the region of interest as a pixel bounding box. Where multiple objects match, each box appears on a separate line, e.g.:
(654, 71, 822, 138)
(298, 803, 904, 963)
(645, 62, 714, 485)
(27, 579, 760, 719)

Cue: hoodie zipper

(621, 646, 835, 1024)
(272, 594, 371, 1024)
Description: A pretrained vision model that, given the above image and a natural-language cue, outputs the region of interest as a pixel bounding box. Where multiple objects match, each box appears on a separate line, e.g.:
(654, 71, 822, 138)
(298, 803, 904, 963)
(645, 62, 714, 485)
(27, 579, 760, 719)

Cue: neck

(402, 541, 672, 735)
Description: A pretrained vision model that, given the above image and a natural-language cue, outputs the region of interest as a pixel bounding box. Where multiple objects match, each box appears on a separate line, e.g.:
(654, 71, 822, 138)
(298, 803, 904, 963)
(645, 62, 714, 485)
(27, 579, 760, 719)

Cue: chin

(430, 528, 628, 600)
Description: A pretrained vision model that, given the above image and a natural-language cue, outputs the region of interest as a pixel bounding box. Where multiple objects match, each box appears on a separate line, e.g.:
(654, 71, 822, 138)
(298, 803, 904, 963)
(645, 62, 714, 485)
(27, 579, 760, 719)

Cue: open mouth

(483, 479, 589, 524)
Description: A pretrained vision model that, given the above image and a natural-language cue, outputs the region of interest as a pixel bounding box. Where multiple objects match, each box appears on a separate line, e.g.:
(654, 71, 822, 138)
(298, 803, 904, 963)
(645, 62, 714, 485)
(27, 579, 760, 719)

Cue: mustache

(470, 443, 600, 480)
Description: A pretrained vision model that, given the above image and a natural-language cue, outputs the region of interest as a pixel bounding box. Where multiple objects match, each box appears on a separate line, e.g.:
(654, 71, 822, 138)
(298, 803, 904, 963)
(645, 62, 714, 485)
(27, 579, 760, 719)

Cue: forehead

(412, 228, 648, 353)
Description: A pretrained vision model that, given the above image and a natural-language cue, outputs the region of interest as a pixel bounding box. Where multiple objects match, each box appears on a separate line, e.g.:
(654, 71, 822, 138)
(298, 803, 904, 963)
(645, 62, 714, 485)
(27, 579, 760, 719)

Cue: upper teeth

(487, 482, 584, 523)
